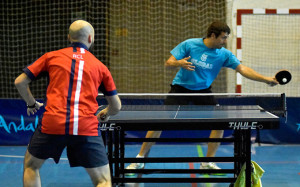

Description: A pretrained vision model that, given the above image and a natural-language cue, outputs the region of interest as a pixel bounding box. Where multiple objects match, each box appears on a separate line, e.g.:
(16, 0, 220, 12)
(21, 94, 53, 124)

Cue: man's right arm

(14, 73, 44, 116)
(105, 95, 122, 116)
(97, 95, 121, 121)
(235, 64, 278, 86)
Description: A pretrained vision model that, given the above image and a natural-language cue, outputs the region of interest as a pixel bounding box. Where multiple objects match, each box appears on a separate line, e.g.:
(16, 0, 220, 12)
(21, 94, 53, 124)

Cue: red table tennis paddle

(275, 70, 292, 85)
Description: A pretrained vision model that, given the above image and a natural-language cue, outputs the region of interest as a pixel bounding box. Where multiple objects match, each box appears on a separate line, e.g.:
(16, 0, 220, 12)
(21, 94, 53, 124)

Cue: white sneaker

(125, 163, 145, 176)
(200, 162, 226, 176)
(200, 162, 221, 170)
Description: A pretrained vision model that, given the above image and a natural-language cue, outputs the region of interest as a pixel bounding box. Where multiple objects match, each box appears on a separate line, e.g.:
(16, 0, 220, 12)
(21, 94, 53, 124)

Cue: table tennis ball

(282, 78, 287, 83)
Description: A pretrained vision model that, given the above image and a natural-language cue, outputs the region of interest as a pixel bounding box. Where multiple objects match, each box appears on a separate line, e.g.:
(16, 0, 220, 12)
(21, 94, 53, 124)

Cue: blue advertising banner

(0, 99, 44, 145)
(1, 98, 300, 145)
(259, 97, 300, 144)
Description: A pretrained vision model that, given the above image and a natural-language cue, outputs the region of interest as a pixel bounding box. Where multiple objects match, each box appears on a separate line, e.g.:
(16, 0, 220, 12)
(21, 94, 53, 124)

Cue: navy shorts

(164, 84, 218, 105)
(28, 126, 108, 168)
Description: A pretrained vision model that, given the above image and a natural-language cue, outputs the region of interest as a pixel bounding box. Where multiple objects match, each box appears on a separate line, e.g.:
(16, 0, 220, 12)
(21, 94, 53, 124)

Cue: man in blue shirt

(126, 21, 278, 172)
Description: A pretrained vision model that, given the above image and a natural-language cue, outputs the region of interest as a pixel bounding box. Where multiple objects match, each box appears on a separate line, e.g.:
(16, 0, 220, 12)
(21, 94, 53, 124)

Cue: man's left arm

(15, 73, 43, 116)
(235, 64, 278, 86)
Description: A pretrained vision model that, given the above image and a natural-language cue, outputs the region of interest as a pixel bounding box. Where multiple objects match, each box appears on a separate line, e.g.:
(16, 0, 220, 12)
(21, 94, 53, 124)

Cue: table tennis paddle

(96, 105, 110, 121)
(100, 114, 107, 121)
(275, 70, 292, 85)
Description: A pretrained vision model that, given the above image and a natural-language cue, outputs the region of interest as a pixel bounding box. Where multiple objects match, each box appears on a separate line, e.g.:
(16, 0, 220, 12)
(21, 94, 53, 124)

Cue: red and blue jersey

(24, 43, 117, 136)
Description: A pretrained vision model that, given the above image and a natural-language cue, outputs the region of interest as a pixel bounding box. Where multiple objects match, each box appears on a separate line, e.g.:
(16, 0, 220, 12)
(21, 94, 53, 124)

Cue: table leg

(245, 129, 252, 187)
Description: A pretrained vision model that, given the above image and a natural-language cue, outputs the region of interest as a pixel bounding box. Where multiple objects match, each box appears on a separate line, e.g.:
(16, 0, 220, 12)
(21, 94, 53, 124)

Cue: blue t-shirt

(170, 38, 240, 90)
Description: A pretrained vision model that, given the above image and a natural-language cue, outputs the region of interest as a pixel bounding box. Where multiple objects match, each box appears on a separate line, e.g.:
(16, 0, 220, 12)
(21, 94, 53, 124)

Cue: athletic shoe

(200, 162, 226, 176)
(200, 162, 221, 170)
(125, 163, 145, 176)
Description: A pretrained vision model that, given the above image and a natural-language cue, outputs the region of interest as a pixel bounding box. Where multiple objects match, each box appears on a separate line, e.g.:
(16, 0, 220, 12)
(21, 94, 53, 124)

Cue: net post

(281, 93, 287, 117)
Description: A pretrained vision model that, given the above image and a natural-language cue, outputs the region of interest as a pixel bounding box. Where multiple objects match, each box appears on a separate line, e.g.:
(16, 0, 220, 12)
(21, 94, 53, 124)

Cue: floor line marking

(0, 155, 24, 158)
(188, 162, 197, 187)
(197, 145, 212, 187)
(0, 154, 68, 160)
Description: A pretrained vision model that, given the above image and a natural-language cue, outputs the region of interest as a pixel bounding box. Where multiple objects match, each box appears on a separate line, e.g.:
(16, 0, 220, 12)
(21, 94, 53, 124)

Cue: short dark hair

(206, 21, 230, 38)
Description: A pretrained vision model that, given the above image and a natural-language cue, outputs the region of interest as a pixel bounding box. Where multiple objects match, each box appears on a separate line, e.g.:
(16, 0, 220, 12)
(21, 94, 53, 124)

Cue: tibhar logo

(99, 123, 121, 131)
(200, 54, 208, 61)
(229, 122, 263, 130)
(191, 58, 213, 69)
(296, 123, 300, 132)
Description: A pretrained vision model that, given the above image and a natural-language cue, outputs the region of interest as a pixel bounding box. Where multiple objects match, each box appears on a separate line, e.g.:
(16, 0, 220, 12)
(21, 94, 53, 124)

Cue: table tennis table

(101, 105, 281, 186)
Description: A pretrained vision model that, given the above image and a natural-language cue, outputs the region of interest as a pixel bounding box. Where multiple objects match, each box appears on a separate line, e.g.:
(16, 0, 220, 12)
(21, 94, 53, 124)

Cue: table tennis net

(97, 93, 286, 117)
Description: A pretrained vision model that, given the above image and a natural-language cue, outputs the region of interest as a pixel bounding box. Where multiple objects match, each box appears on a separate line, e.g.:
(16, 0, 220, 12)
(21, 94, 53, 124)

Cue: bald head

(68, 20, 94, 49)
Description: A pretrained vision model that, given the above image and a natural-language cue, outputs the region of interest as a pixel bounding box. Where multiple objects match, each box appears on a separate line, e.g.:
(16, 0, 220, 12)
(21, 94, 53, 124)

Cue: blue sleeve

(23, 67, 36, 80)
(98, 83, 118, 96)
(223, 51, 241, 70)
(170, 40, 188, 60)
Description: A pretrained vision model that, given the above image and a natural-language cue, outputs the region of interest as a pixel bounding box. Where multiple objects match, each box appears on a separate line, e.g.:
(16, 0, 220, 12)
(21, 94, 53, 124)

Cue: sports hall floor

(1, 144, 299, 187)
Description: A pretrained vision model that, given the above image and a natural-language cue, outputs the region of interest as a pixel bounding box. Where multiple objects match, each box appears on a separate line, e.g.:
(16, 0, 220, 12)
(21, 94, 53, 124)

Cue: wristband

(27, 101, 37, 108)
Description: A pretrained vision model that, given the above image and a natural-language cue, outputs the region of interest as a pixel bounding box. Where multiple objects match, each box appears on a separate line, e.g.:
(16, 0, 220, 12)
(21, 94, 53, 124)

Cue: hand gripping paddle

(275, 70, 292, 85)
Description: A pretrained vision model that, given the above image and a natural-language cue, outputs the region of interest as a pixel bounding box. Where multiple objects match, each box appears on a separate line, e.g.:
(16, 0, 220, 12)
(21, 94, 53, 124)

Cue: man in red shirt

(15, 20, 121, 187)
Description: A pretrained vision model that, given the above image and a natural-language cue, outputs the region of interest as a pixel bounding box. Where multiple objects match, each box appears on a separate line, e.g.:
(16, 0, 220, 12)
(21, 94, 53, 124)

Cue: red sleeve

(99, 67, 117, 96)
(23, 53, 48, 80)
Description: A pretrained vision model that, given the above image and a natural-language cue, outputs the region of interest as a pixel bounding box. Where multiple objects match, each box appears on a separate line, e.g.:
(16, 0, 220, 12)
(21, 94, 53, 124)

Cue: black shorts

(164, 84, 218, 105)
(28, 126, 108, 168)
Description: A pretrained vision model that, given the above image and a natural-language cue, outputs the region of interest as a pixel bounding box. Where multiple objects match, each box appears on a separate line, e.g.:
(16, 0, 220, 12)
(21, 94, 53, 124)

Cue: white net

(1, 0, 227, 99)
(108, 0, 227, 93)
(96, 92, 286, 117)
(241, 14, 300, 97)
(1, 0, 108, 98)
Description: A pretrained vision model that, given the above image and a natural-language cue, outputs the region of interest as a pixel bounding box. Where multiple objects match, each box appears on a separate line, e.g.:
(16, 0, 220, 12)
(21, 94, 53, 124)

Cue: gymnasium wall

(0, 0, 228, 98)
(226, 0, 300, 96)
(222, 0, 300, 142)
